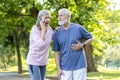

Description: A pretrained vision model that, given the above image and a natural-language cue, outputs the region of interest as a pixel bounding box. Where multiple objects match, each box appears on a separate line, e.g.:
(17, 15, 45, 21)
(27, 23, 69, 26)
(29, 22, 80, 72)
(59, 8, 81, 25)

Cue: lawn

(0, 62, 120, 80)
(10, 67, 120, 80)
(46, 63, 120, 80)
(87, 66, 120, 80)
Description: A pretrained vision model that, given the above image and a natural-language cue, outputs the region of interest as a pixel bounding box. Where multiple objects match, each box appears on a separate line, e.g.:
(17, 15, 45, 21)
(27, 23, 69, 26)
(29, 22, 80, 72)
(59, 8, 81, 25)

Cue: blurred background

(0, 0, 120, 80)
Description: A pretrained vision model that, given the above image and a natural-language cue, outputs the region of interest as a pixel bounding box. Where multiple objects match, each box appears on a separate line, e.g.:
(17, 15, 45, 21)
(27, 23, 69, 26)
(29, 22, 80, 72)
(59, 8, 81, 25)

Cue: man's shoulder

(53, 29, 59, 34)
(71, 23, 83, 30)
(71, 23, 82, 28)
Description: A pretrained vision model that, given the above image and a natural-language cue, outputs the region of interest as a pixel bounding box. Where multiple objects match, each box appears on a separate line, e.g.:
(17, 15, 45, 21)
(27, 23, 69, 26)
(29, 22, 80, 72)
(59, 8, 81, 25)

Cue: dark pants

(28, 65, 46, 80)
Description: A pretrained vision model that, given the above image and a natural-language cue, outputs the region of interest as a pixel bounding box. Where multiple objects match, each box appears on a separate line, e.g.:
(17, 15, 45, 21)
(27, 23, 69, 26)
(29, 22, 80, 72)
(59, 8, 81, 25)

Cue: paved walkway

(0, 72, 57, 80)
(0, 72, 98, 80)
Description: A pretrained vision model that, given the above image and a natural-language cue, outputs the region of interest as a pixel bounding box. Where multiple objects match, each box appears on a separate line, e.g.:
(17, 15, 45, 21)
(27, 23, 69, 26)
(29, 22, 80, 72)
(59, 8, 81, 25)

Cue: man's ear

(67, 17, 70, 22)
(67, 15, 70, 20)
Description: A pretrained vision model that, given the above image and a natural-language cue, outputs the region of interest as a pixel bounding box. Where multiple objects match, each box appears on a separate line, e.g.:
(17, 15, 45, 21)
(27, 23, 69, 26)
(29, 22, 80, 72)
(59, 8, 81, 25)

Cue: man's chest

(57, 30, 82, 45)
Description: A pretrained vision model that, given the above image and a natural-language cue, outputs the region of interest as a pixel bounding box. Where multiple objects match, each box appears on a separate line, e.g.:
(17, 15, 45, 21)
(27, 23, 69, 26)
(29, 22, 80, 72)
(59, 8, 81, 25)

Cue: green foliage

(0, 0, 120, 71)
(0, 45, 16, 69)
(102, 43, 120, 68)
(46, 58, 56, 76)
(0, 0, 37, 69)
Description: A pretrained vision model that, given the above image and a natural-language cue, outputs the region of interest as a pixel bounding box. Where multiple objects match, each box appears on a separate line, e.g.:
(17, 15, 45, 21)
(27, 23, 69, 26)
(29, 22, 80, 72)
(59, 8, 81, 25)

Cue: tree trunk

(84, 44, 97, 72)
(14, 29, 22, 73)
(3, 56, 7, 70)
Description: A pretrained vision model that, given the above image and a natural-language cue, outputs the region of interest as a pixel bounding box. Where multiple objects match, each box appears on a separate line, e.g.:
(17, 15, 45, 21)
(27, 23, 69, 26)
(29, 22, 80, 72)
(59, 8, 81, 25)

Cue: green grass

(46, 63, 120, 80)
(0, 62, 120, 80)
(87, 65, 120, 80)
(88, 71, 120, 80)
(17, 67, 120, 80)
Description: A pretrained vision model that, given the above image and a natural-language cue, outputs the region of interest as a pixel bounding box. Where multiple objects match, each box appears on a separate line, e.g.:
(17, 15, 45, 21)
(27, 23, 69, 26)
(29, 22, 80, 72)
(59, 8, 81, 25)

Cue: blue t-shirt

(52, 23, 92, 70)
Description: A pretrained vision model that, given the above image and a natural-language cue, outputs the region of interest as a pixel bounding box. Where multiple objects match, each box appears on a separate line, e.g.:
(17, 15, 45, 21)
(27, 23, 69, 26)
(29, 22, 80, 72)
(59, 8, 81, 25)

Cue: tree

(1, 0, 119, 73)
(0, 0, 38, 73)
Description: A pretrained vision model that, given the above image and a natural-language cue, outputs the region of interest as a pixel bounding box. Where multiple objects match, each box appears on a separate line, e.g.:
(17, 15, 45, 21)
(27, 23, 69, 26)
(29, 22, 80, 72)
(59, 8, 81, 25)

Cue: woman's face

(41, 14, 51, 26)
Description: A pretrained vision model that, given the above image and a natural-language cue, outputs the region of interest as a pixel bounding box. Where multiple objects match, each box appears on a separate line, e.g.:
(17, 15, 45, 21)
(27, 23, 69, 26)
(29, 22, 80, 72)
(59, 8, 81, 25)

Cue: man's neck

(63, 22, 71, 30)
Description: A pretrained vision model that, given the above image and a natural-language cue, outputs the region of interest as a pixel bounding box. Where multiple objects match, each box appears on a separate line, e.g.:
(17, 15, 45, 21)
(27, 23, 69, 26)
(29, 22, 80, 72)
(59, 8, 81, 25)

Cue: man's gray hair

(37, 10, 49, 24)
(58, 8, 71, 18)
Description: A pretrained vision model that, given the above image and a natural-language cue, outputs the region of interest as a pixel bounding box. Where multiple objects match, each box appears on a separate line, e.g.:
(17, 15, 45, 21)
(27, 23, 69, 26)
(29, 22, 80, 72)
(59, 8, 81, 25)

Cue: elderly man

(52, 8, 94, 80)
(26, 10, 53, 80)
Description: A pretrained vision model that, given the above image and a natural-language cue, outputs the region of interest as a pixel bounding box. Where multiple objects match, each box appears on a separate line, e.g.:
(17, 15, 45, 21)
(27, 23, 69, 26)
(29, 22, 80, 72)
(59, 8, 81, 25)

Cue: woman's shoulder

(31, 25, 37, 30)
(48, 26, 53, 33)
(30, 25, 38, 34)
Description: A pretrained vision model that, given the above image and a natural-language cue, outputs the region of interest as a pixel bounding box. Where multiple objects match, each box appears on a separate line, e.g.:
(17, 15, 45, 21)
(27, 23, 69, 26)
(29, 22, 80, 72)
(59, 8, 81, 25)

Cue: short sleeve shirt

(52, 23, 92, 70)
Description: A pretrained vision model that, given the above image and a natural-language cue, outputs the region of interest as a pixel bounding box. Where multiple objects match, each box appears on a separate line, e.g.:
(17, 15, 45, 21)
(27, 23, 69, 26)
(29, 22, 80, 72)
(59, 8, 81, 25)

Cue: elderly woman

(26, 10, 53, 80)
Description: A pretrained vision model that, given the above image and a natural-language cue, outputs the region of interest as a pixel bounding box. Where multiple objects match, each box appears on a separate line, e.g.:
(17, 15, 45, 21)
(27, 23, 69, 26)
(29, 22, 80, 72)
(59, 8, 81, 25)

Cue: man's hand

(57, 69, 64, 80)
(71, 40, 83, 51)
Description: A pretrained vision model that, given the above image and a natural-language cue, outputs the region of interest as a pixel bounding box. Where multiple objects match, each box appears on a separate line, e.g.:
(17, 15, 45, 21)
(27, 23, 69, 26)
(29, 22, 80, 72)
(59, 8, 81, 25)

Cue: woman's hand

(55, 26, 60, 31)
(40, 21, 47, 32)
(40, 20, 47, 41)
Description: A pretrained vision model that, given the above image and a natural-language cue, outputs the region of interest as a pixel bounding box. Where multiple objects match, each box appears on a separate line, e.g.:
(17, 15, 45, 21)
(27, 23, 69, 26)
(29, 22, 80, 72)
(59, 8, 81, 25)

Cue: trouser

(61, 68, 87, 80)
(28, 65, 46, 80)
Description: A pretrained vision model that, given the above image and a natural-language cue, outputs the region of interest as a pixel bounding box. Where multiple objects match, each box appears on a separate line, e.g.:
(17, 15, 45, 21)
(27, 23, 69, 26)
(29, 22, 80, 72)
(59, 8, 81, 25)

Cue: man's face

(41, 14, 50, 26)
(58, 12, 68, 25)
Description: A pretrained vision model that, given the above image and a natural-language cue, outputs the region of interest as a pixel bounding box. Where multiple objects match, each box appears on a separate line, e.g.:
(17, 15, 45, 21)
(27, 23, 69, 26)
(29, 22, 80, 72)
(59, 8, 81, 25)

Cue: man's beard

(58, 19, 67, 25)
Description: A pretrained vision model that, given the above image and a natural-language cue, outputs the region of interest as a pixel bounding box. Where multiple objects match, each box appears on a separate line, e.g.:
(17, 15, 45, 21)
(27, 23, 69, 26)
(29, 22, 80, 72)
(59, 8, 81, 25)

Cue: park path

(0, 72, 98, 80)
(0, 72, 57, 80)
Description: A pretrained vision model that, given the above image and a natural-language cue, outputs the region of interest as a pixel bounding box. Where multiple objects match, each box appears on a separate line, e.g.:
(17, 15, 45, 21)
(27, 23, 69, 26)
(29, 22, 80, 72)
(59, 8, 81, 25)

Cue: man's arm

(82, 38, 94, 47)
(71, 38, 94, 51)
(54, 51, 63, 80)
(54, 51, 61, 70)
